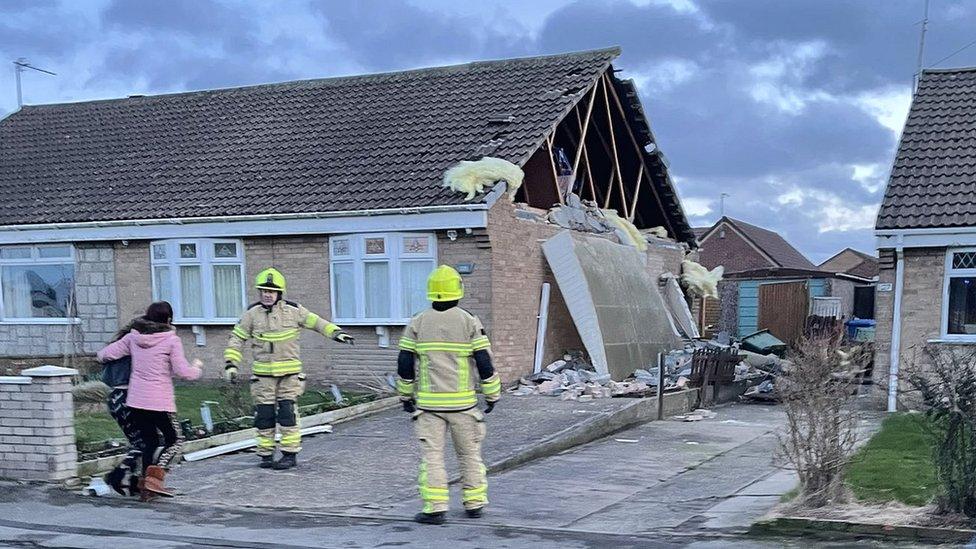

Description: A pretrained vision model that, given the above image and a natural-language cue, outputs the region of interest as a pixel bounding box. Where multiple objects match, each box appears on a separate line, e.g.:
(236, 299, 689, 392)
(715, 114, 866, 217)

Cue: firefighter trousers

(251, 374, 306, 456)
(414, 408, 487, 513)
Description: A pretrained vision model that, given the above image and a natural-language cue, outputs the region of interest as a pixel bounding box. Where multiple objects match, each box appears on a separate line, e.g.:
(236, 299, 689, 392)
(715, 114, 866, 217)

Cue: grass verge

(845, 413, 938, 507)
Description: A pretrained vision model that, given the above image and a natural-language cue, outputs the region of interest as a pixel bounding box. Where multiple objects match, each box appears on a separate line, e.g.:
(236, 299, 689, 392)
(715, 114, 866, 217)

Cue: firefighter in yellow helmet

(397, 265, 501, 524)
(224, 268, 353, 470)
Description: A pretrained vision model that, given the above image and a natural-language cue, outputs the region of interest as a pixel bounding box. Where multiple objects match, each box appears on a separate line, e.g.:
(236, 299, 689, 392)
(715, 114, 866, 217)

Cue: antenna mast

(914, 0, 930, 92)
(13, 58, 56, 108)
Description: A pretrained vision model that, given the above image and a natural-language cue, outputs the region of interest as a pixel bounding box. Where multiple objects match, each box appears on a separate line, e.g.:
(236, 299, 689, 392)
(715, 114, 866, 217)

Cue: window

(330, 233, 437, 324)
(151, 239, 245, 324)
(0, 245, 76, 322)
(944, 249, 976, 338)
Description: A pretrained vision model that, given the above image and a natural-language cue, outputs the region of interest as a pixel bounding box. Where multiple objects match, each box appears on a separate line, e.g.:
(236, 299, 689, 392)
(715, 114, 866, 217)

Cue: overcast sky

(3, 0, 975, 263)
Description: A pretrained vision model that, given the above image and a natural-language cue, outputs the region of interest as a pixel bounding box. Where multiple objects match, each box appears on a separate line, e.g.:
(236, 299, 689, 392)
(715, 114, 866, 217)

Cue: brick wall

(487, 199, 582, 382)
(113, 234, 492, 389)
(872, 248, 945, 401)
(0, 366, 77, 481)
(0, 243, 118, 365)
(697, 221, 774, 273)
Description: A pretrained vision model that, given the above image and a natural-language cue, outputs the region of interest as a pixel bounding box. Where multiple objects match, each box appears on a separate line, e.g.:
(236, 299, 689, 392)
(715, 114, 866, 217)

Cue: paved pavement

(0, 401, 912, 548)
(168, 394, 633, 511)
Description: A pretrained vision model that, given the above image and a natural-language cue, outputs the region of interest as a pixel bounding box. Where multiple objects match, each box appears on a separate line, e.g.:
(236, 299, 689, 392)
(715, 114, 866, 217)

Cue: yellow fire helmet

(427, 265, 464, 302)
(255, 268, 286, 292)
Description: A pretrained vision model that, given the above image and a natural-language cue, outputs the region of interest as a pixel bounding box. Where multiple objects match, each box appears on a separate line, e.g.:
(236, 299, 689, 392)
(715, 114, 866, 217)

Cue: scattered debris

(183, 424, 334, 462)
(83, 477, 111, 497)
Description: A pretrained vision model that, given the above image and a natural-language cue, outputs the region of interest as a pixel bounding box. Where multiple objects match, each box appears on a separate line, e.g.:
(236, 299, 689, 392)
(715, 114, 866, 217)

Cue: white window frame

(150, 238, 246, 325)
(941, 248, 976, 341)
(0, 244, 80, 325)
(330, 233, 437, 325)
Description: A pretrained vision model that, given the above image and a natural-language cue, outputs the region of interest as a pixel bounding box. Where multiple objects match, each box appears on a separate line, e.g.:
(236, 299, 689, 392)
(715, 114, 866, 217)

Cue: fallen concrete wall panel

(542, 230, 681, 380)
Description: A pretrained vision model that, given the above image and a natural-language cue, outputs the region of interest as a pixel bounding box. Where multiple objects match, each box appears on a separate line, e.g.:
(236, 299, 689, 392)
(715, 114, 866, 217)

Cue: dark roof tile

(0, 48, 619, 225)
(878, 67, 976, 230)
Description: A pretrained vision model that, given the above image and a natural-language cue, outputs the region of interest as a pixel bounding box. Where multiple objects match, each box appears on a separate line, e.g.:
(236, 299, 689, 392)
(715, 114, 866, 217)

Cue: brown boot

(142, 465, 175, 497)
(138, 477, 155, 502)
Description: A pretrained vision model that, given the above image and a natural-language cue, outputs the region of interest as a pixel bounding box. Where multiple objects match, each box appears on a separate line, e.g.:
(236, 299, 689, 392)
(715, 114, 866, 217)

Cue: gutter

(888, 235, 905, 413)
(0, 202, 490, 233)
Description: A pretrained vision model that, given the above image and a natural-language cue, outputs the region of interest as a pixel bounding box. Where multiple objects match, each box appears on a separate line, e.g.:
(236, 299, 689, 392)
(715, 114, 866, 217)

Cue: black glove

(224, 362, 239, 383)
(484, 401, 496, 414)
(334, 331, 355, 345)
(402, 400, 416, 413)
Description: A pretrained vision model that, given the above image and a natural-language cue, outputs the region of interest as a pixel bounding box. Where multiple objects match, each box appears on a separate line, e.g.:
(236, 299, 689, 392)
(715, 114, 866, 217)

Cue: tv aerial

(13, 58, 56, 107)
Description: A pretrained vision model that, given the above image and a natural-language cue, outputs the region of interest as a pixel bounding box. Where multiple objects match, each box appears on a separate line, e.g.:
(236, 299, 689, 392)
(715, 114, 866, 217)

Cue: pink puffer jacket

(97, 319, 202, 412)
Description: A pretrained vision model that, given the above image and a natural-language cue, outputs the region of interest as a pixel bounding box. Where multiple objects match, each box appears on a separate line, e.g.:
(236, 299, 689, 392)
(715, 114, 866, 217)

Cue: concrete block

(12, 428, 33, 436)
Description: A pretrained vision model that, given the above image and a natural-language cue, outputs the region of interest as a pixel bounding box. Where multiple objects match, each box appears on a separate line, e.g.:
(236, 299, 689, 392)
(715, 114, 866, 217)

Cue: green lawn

(845, 413, 939, 506)
(75, 383, 363, 449)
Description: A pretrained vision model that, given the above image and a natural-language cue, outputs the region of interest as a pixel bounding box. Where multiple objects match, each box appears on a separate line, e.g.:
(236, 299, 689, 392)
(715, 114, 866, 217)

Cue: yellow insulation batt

(644, 226, 668, 239)
(603, 210, 648, 252)
(681, 260, 724, 299)
(442, 157, 525, 200)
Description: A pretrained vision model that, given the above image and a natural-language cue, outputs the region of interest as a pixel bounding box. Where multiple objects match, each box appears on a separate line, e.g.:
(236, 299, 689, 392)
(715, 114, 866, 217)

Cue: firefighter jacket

(396, 307, 501, 411)
(224, 299, 340, 376)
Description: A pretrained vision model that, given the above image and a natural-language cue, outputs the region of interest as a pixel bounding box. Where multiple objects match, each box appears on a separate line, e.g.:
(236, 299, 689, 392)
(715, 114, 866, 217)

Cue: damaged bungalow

(0, 47, 695, 385)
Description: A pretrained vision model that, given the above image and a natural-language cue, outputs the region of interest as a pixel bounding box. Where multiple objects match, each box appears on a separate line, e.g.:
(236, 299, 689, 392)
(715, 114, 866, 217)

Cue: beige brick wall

(487, 199, 581, 383)
(873, 248, 946, 402)
(0, 367, 77, 481)
(113, 234, 491, 389)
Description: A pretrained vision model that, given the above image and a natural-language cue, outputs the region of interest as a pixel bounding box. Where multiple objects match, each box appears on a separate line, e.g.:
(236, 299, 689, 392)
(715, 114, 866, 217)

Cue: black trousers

(107, 388, 143, 469)
(129, 408, 184, 472)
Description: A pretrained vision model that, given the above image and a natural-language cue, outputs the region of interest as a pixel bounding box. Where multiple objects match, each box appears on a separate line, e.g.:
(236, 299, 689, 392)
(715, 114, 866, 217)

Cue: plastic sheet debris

(84, 477, 111, 497)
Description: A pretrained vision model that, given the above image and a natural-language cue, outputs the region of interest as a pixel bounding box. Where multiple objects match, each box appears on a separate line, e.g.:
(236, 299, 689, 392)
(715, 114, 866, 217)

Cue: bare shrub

(904, 346, 976, 517)
(778, 336, 864, 507)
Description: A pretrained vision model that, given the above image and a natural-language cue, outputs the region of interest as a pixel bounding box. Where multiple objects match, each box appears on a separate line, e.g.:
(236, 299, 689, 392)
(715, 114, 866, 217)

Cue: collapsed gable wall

(487, 197, 687, 383)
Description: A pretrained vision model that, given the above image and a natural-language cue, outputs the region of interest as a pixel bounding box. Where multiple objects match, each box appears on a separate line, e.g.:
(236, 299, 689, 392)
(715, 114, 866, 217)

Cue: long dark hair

(144, 301, 174, 325)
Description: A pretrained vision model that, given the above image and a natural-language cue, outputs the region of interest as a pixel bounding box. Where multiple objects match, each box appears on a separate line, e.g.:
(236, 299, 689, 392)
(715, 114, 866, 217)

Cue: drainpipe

(887, 239, 905, 413)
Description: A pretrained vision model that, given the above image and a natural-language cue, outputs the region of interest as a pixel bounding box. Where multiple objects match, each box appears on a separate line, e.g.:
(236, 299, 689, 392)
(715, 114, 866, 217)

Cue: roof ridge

(921, 66, 976, 75)
(20, 46, 622, 111)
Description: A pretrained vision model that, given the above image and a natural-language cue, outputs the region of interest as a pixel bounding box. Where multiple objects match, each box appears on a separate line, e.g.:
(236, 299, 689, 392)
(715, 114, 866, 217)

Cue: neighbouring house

(875, 67, 976, 409)
(0, 47, 695, 386)
(818, 248, 879, 320)
(694, 216, 864, 343)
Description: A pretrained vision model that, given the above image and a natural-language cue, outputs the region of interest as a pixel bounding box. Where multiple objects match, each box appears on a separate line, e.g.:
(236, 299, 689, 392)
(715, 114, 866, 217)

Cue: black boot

(465, 507, 484, 519)
(129, 474, 141, 497)
(414, 512, 446, 525)
(259, 455, 275, 469)
(104, 468, 127, 496)
(272, 452, 297, 470)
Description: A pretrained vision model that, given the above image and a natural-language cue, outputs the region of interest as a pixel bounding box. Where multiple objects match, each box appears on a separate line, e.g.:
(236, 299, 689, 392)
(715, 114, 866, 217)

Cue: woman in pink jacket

(97, 301, 202, 500)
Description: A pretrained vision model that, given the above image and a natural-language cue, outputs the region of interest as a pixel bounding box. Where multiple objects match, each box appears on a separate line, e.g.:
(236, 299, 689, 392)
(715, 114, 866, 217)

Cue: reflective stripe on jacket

(224, 300, 340, 376)
(397, 307, 500, 411)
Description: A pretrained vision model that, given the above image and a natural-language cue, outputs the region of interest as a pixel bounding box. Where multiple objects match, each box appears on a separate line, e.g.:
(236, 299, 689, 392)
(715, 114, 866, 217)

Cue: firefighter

(224, 268, 354, 470)
(396, 265, 501, 524)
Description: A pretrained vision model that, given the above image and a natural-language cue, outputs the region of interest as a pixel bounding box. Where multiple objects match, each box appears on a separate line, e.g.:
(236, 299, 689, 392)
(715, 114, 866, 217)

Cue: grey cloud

(312, 0, 531, 70)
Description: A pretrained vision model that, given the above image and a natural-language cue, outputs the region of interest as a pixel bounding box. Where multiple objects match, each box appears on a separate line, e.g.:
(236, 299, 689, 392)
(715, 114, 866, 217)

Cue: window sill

(0, 318, 82, 326)
(172, 320, 239, 327)
(927, 338, 976, 345)
(334, 319, 410, 327)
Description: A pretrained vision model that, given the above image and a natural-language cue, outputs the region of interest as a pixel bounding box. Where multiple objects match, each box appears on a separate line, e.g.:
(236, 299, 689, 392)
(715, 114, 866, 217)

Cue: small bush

(905, 346, 976, 516)
(778, 336, 864, 508)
